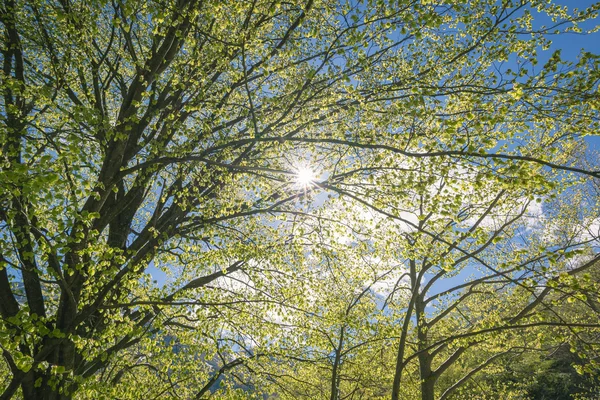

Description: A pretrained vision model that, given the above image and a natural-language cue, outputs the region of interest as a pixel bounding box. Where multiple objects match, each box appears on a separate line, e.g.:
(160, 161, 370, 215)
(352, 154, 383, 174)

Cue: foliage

(1, 0, 600, 399)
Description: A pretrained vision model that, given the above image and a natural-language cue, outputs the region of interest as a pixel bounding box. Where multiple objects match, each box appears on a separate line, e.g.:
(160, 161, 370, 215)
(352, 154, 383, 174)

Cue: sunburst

(294, 166, 316, 188)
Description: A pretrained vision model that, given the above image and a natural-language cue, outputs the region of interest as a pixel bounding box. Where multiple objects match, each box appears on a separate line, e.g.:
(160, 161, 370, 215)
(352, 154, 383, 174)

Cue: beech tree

(1, 0, 600, 399)
(265, 158, 600, 400)
(380, 160, 600, 400)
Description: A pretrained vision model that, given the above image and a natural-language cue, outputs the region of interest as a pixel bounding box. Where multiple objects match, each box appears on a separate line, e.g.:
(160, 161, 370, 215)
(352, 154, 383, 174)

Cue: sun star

(295, 166, 316, 188)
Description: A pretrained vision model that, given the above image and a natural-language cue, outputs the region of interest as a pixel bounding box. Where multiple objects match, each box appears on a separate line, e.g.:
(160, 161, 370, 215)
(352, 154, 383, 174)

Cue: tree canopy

(1, 0, 600, 399)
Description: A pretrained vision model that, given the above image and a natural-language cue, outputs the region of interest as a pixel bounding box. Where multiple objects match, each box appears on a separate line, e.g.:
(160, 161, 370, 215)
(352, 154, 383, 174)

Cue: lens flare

(294, 166, 316, 188)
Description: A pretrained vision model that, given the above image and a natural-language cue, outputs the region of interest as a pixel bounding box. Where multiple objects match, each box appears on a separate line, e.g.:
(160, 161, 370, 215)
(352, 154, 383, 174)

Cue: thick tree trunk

(16, 370, 74, 400)
(420, 379, 435, 400)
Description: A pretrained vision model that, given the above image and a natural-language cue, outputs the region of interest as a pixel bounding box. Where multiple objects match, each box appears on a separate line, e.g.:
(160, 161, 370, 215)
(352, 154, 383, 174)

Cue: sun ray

(295, 166, 315, 187)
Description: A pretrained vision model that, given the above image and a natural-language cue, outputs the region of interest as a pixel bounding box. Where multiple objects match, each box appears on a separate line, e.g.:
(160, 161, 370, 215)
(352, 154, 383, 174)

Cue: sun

(294, 166, 316, 188)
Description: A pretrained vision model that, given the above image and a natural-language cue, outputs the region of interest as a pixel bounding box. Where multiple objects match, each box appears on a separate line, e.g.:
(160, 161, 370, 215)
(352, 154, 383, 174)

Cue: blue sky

(548, 0, 600, 151)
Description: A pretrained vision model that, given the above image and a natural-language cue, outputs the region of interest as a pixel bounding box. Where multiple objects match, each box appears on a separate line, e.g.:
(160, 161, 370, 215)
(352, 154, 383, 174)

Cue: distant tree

(328, 157, 600, 400)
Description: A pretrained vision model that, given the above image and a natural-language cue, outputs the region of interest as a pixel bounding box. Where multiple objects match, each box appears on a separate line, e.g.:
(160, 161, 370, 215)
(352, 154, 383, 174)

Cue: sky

(546, 1, 600, 150)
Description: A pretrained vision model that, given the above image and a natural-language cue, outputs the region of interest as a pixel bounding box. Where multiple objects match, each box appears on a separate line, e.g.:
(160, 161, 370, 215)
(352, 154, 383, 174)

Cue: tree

(382, 160, 600, 400)
(279, 156, 600, 400)
(434, 252, 600, 400)
(255, 215, 403, 400)
(1, 0, 599, 399)
(249, 157, 600, 400)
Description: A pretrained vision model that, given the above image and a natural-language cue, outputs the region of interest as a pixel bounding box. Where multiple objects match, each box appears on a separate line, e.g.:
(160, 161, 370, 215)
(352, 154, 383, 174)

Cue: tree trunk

(391, 259, 418, 400)
(420, 379, 435, 400)
(416, 293, 435, 400)
(330, 326, 345, 400)
(18, 371, 74, 400)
